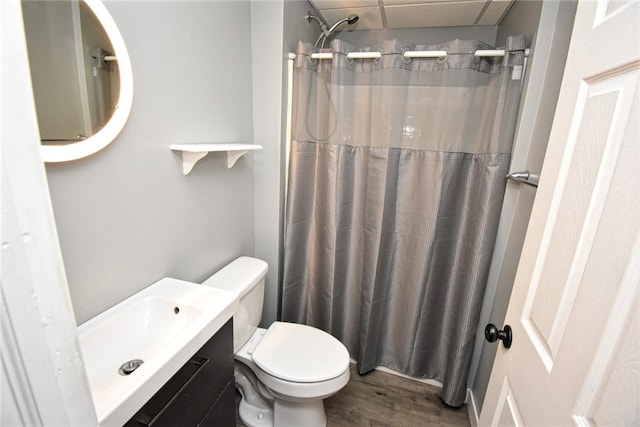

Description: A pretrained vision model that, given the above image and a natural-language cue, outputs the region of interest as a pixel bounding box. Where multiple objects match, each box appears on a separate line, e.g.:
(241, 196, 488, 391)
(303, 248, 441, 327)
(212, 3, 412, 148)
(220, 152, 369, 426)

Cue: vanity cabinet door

(125, 319, 235, 427)
(198, 380, 236, 427)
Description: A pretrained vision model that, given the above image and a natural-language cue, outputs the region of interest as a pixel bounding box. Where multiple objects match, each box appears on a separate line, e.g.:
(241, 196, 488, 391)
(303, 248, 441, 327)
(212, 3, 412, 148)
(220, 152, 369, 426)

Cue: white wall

(45, 0, 256, 324)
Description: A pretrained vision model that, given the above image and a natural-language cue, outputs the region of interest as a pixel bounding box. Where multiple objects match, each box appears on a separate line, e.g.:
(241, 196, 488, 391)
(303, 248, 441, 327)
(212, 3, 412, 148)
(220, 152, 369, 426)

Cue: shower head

(309, 12, 360, 47)
(326, 14, 359, 36)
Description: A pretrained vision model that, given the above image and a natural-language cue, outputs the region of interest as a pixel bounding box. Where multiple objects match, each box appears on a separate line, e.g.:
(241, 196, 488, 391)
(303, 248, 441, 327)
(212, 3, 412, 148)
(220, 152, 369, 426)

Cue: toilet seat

(252, 322, 350, 383)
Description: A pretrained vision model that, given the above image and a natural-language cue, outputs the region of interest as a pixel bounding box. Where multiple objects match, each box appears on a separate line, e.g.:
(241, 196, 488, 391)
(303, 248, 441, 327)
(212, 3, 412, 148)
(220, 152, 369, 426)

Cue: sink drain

(119, 359, 144, 376)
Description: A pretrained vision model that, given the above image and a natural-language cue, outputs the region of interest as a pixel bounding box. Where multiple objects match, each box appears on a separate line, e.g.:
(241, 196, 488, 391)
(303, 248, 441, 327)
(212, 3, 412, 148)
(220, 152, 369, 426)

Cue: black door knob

(485, 323, 512, 349)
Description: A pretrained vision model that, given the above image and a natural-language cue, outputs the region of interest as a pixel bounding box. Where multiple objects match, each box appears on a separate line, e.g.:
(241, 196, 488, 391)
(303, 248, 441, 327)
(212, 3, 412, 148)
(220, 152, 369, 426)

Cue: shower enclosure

(282, 36, 526, 407)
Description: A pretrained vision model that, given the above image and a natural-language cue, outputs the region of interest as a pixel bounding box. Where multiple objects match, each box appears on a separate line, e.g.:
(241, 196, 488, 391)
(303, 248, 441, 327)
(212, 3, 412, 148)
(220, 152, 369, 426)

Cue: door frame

(478, 0, 640, 424)
(467, 1, 578, 423)
(1, 1, 96, 424)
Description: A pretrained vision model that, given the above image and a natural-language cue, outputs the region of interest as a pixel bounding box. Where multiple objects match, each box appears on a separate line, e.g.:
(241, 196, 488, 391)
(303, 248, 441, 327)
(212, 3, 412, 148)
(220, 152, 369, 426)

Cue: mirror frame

(39, 0, 133, 162)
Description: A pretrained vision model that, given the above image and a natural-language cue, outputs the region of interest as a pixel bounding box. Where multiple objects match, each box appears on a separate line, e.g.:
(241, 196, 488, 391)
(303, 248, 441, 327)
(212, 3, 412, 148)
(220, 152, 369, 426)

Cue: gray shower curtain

(282, 37, 525, 407)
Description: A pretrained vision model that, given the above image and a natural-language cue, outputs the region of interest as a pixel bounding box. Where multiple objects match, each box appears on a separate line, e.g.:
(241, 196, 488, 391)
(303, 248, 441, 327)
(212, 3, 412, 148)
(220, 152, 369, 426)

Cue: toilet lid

(251, 322, 349, 383)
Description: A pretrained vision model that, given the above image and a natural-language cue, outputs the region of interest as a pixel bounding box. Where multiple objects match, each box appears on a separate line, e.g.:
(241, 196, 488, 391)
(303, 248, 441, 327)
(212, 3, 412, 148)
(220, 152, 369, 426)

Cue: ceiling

(308, 0, 515, 30)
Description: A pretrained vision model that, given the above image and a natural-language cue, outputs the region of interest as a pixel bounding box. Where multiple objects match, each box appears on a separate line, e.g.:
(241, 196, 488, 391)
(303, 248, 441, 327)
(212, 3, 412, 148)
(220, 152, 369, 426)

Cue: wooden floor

(236, 365, 471, 427)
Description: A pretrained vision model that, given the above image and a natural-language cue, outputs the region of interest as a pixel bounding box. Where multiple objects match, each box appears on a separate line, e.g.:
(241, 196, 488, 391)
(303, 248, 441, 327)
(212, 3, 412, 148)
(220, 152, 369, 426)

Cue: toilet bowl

(201, 257, 350, 427)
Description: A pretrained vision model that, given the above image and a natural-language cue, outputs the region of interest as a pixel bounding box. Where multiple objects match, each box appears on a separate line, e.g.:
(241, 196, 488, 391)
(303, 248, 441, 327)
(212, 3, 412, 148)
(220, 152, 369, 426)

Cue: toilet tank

(201, 257, 268, 353)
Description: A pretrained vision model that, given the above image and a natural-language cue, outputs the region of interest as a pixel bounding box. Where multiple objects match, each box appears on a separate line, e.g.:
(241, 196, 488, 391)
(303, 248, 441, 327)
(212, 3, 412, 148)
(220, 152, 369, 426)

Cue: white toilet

(201, 256, 350, 427)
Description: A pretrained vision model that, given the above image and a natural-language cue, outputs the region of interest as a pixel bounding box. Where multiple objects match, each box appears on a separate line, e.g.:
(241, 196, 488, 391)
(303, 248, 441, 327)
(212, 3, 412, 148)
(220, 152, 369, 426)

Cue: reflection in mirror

(23, 0, 119, 144)
(21, 0, 133, 162)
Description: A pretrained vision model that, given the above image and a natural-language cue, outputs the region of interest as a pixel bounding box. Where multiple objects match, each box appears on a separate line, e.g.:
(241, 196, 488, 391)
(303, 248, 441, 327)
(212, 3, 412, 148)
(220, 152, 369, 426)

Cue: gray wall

(283, 0, 319, 54)
(251, 0, 284, 326)
(251, 0, 319, 325)
(46, 0, 256, 324)
(251, 0, 315, 326)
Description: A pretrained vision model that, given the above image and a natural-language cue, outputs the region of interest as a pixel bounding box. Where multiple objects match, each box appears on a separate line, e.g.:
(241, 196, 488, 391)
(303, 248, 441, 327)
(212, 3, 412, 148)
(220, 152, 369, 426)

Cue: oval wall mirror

(22, 0, 133, 162)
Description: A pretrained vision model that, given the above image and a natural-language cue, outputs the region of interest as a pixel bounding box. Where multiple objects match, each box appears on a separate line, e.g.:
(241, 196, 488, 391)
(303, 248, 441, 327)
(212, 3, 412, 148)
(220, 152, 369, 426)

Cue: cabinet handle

(126, 356, 210, 426)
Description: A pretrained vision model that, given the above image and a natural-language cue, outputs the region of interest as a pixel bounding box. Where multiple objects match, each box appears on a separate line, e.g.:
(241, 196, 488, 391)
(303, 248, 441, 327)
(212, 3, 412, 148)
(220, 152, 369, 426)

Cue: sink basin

(77, 277, 238, 426)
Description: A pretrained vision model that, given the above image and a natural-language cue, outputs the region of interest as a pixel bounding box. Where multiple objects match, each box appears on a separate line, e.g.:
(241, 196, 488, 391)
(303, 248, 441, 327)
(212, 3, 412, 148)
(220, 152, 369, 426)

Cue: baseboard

(467, 388, 480, 427)
(347, 359, 445, 388)
(373, 366, 444, 388)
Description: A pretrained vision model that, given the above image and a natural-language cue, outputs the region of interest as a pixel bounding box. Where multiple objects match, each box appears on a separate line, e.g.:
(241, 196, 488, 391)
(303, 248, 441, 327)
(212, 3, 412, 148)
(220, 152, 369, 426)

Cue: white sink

(77, 278, 238, 426)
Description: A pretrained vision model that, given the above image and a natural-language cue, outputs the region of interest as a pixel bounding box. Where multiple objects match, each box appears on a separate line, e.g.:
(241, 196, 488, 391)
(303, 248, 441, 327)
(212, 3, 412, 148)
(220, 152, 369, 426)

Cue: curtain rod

(287, 49, 529, 60)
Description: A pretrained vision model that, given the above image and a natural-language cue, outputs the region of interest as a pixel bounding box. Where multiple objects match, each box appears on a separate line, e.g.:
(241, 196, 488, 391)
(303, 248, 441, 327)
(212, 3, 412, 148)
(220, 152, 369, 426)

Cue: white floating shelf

(170, 143, 262, 175)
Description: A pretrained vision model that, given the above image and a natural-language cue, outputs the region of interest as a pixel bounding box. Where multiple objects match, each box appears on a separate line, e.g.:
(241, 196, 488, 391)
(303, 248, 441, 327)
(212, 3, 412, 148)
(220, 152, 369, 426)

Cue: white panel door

(479, 0, 640, 425)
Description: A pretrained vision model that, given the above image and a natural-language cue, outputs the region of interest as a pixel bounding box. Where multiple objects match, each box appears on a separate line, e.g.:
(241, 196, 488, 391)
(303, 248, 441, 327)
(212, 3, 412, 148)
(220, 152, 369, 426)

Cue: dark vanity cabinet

(125, 319, 235, 427)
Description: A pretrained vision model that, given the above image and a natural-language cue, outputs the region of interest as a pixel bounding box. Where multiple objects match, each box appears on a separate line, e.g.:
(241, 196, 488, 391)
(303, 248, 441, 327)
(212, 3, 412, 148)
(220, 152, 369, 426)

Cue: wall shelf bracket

(170, 144, 262, 175)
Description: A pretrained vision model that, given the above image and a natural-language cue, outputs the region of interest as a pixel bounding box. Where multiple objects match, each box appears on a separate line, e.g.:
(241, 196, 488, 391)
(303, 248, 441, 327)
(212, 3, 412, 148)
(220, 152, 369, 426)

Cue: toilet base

(274, 399, 326, 427)
(237, 393, 327, 427)
(235, 362, 274, 427)
(235, 360, 330, 427)
(238, 397, 274, 427)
